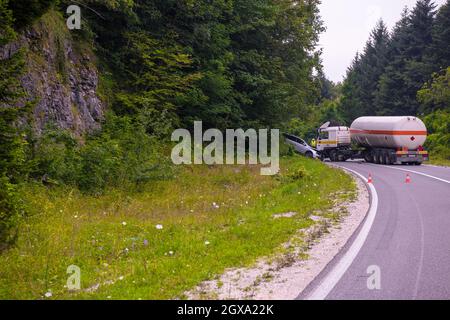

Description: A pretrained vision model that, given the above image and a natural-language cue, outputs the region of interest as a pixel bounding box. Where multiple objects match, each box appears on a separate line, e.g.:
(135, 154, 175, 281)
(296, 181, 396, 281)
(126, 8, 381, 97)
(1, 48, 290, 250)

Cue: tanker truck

(316, 116, 429, 165)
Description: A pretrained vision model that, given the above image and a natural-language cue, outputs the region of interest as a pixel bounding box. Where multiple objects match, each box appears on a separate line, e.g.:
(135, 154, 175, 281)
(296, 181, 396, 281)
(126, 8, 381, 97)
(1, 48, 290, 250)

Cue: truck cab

(317, 123, 352, 161)
(317, 126, 351, 151)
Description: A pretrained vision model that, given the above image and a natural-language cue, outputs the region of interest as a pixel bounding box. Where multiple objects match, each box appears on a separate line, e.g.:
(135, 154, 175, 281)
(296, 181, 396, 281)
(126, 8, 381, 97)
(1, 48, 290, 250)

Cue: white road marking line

(370, 165, 450, 184)
(306, 167, 379, 300)
(423, 164, 450, 170)
(410, 196, 425, 300)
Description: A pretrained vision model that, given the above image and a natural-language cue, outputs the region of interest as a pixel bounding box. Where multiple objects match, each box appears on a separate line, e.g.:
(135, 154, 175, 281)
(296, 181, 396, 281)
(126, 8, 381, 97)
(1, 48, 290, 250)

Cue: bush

(423, 110, 450, 160)
(284, 100, 345, 144)
(0, 175, 24, 251)
(32, 113, 174, 194)
(286, 165, 310, 182)
(279, 139, 295, 157)
(31, 126, 81, 185)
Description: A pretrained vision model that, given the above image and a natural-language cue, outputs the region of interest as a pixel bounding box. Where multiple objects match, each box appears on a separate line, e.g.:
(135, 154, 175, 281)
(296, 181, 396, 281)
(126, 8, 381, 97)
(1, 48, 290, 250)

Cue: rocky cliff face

(0, 11, 104, 136)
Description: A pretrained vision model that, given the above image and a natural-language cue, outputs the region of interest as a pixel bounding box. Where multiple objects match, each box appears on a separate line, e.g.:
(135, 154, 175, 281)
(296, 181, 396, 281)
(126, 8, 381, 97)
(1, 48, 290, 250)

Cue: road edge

(303, 165, 379, 300)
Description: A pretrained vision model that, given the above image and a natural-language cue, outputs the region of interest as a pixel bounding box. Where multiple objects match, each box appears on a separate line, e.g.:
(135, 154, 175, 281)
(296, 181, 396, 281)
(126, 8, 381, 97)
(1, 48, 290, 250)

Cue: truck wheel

(329, 150, 337, 162)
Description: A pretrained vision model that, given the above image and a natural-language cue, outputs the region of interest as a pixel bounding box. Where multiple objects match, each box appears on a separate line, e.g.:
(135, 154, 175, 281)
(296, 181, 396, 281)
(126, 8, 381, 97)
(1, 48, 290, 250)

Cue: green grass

(0, 156, 354, 300)
(429, 157, 450, 167)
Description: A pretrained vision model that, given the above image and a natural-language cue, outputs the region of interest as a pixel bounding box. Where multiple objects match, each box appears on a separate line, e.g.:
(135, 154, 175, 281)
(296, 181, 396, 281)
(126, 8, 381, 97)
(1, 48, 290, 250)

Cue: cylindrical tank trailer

(316, 116, 430, 165)
(350, 116, 427, 151)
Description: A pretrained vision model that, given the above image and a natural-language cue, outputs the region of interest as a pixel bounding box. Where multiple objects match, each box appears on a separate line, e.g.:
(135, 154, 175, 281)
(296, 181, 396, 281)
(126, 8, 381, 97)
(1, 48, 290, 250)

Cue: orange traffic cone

(405, 174, 411, 184)
(368, 174, 373, 184)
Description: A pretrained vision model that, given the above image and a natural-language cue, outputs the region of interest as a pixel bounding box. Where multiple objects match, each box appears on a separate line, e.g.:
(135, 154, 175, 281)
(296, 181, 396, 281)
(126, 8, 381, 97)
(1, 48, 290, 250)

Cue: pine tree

(360, 20, 390, 114)
(339, 20, 390, 122)
(375, 8, 411, 115)
(376, 1, 437, 116)
(431, 0, 450, 70)
(340, 53, 364, 123)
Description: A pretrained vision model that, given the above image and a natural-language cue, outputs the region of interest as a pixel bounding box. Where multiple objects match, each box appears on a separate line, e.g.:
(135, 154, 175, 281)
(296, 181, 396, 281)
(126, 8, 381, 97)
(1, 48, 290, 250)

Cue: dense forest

(1, 0, 325, 248)
(0, 0, 449, 249)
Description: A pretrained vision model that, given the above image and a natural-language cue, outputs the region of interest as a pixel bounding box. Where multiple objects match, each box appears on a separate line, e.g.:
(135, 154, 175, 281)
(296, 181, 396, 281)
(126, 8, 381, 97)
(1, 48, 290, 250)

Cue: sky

(318, 0, 447, 83)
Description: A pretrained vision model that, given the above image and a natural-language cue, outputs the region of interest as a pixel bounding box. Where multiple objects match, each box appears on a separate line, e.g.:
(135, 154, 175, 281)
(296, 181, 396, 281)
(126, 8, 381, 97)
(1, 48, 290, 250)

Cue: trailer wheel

(382, 152, 389, 165)
(371, 152, 378, 164)
(373, 151, 380, 164)
(385, 153, 393, 165)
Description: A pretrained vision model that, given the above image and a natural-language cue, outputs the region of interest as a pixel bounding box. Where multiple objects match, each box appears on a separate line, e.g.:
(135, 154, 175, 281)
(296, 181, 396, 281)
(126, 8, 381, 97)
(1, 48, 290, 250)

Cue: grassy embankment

(0, 157, 355, 299)
(428, 157, 450, 167)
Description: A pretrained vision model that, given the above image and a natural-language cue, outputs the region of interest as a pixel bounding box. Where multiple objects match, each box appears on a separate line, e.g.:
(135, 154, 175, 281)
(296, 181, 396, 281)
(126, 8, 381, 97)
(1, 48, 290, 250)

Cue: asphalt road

(301, 162, 450, 300)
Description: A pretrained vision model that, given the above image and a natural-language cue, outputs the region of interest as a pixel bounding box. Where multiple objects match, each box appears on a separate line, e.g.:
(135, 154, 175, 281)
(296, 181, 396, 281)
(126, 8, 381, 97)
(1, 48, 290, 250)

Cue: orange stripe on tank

(350, 129, 427, 136)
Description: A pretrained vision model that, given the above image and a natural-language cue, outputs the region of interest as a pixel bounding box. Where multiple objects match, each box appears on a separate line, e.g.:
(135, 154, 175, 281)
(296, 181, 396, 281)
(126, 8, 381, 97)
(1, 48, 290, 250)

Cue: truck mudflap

(395, 150, 429, 164)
